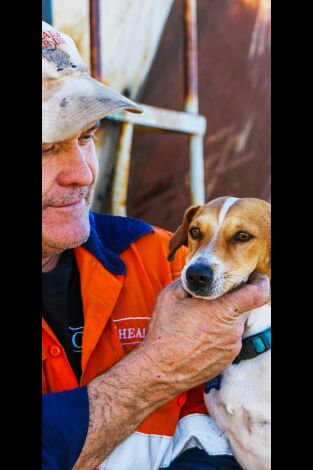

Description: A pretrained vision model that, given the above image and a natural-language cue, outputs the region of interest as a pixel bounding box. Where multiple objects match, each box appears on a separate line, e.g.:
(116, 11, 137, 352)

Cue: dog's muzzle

(185, 263, 214, 296)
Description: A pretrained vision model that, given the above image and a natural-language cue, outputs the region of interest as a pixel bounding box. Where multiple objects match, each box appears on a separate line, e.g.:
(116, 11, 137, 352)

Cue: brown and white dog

(168, 196, 271, 470)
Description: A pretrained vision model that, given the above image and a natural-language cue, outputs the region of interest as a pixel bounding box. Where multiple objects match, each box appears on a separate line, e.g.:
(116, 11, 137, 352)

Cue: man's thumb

(223, 271, 270, 316)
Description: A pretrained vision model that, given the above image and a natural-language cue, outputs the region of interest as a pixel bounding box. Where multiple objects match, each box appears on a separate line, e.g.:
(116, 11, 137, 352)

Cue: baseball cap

(42, 21, 142, 143)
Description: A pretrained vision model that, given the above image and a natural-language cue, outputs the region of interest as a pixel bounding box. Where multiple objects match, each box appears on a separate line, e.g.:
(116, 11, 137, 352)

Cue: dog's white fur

(171, 197, 271, 470)
(204, 304, 271, 470)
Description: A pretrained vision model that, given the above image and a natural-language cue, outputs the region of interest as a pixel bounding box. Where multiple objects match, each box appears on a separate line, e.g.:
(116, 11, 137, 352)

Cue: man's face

(42, 122, 100, 255)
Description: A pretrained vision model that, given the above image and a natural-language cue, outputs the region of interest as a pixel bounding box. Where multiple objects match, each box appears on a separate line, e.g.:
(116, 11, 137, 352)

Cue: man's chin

(42, 234, 90, 255)
(42, 220, 90, 254)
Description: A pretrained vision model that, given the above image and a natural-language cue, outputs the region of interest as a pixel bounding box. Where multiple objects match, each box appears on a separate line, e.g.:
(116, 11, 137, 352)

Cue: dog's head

(168, 196, 271, 299)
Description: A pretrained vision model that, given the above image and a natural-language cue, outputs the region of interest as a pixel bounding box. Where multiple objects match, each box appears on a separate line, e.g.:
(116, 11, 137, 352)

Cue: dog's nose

(186, 264, 214, 289)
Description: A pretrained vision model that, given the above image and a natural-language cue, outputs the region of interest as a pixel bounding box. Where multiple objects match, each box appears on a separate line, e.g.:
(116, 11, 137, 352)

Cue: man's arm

(71, 272, 269, 470)
(73, 342, 183, 469)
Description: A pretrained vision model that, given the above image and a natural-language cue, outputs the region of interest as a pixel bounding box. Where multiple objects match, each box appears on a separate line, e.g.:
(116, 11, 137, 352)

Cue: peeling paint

(205, 123, 257, 198)
(235, 118, 254, 154)
(248, 0, 271, 60)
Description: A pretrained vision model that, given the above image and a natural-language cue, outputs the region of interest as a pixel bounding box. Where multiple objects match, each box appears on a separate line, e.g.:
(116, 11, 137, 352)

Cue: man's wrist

(90, 342, 181, 411)
(74, 343, 181, 469)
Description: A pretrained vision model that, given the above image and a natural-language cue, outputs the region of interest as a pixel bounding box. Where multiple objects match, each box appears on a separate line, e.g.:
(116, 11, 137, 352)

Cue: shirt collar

(82, 212, 154, 275)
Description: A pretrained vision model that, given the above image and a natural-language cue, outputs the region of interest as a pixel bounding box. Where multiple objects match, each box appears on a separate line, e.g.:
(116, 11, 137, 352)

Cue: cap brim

(42, 76, 142, 143)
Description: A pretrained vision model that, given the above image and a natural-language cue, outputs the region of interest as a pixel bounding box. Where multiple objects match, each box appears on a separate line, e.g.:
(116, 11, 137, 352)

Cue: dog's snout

(186, 264, 214, 289)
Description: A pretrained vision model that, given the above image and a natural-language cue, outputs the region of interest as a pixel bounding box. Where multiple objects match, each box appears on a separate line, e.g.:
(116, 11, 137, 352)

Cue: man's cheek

(88, 143, 99, 181)
(42, 161, 57, 200)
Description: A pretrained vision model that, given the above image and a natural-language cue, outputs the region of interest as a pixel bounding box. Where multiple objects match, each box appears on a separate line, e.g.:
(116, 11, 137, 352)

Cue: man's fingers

(161, 272, 270, 314)
(248, 270, 269, 285)
(224, 271, 270, 316)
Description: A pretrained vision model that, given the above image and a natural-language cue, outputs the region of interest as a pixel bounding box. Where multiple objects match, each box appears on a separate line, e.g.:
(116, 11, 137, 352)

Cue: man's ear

(167, 205, 201, 261)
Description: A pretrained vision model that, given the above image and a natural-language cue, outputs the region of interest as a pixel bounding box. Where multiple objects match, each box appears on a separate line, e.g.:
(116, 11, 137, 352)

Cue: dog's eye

(233, 231, 254, 243)
(190, 227, 202, 240)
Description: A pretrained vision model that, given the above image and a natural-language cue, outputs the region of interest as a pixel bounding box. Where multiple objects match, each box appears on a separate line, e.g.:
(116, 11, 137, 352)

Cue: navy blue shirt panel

(168, 448, 242, 470)
(42, 386, 89, 470)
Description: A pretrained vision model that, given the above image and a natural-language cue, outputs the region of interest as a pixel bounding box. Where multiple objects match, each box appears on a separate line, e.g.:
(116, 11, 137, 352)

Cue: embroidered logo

(42, 31, 77, 71)
(113, 316, 150, 347)
(42, 30, 64, 48)
(69, 326, 83, 353)
(42, 42, 77, 72)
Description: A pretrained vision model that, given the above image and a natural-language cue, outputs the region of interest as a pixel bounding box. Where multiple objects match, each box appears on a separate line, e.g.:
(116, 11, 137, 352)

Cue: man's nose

(57, 146, 94, 187)
(186, 264, 214, 289)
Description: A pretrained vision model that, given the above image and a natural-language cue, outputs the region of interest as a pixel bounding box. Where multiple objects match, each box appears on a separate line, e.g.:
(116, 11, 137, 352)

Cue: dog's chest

(204, 352, 271, 470)
(216, 350, 270, 417)
(206, 304, 271, 418)
(204, 305, 271, 469)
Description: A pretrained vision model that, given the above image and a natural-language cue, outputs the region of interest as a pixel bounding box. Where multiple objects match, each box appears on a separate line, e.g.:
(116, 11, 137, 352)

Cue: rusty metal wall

(122, 0, 271, 232)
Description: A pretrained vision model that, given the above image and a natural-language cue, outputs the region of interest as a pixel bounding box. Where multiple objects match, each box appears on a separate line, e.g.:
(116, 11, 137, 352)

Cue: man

(42, 21, 269, 470)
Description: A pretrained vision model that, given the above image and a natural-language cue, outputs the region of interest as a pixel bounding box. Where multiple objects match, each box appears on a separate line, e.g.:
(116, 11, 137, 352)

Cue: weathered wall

(124, 0, 271, 231)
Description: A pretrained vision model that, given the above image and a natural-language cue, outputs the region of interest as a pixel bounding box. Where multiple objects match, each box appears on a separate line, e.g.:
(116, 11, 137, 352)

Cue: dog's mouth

(182, 272, 248, 299)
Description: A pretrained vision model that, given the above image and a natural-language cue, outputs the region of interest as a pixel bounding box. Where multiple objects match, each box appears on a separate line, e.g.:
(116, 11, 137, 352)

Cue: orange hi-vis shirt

(42, 213, 232, 469)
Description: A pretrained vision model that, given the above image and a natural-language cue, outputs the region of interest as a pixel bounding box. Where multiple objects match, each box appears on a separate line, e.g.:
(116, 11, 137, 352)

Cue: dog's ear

(257, 252, 271, 279)
(168, 205, 201, 261)
(256, 203, 271, 279)
(257, 240, 271, 279)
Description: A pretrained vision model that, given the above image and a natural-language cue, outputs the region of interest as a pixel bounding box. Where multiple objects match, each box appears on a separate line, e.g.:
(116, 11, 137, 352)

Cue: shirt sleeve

(42, 386, 89, 470)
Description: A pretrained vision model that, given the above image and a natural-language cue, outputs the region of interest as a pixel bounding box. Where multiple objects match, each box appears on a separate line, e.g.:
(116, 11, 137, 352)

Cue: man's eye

(79, 133, 97, 144)
(232, 231, 254, 243)
(42, 146, 54, 155)
(189, 227, 202, 240)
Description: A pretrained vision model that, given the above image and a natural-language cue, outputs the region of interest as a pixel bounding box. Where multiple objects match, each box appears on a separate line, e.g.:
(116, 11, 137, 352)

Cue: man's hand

(143, 271, 270, 391)
(73, 271, 269, 470)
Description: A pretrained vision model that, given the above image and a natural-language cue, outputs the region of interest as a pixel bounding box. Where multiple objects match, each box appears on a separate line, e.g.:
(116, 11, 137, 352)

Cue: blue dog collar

(233, 326, 271, 364)
(204, 326, 271, 394)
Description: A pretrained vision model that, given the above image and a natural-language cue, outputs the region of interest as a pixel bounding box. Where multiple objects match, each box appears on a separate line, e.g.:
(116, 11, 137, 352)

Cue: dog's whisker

(167, 276, 183, 290)
(222, 274, 244, 280)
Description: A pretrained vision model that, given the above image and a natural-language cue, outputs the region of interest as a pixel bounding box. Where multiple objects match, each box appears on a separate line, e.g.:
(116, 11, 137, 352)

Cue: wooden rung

(105, 103, 206, 136)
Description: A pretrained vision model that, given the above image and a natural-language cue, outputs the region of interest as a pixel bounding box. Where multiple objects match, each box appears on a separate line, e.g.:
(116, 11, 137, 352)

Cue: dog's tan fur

(169, 197, 270, 285)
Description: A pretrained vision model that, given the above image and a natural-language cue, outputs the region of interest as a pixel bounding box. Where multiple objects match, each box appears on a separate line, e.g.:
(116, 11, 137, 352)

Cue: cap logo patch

(42, 30, 64, 48)
(42, 30, 77, 72)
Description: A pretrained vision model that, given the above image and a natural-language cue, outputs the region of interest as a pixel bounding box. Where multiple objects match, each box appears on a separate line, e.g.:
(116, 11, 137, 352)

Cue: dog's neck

(242, 268, 271, 338)
(243, 303, 271, 339)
